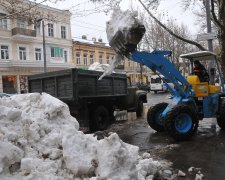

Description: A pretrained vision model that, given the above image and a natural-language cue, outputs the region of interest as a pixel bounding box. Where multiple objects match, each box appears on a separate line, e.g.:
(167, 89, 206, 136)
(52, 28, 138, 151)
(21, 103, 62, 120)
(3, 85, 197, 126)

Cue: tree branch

(211, 0, 224, 29)
(138, 0, 207, 51)
(0, 0, 47, 21)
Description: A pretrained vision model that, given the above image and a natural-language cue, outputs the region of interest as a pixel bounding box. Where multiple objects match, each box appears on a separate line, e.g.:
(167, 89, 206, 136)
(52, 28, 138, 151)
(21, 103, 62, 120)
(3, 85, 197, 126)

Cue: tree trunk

(219, 30, 225, 81)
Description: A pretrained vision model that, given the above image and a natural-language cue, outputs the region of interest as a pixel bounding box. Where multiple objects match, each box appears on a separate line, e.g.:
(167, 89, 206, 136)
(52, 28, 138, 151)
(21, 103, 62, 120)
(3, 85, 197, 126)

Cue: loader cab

(180, 51, 225, 97)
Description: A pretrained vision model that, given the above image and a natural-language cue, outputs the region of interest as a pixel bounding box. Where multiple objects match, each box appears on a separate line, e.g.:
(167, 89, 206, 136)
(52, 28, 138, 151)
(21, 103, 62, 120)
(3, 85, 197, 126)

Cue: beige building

(0, 1, 74, 94)
(72, 37, 149, 84)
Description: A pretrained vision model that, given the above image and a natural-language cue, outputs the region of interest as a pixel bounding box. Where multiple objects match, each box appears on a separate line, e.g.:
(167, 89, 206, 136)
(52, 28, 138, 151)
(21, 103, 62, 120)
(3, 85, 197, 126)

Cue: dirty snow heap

(0, 93, 161, 179)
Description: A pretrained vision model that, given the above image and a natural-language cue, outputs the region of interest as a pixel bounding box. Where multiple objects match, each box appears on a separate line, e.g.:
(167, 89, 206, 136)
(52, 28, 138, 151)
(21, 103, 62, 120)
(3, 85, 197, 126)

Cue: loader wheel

(91, 106, 110, 131)
(165, 105, 199, 141)
(136, 99, 144, 117)
(147, 103, 168, 132)
(217, 100, 225, 129)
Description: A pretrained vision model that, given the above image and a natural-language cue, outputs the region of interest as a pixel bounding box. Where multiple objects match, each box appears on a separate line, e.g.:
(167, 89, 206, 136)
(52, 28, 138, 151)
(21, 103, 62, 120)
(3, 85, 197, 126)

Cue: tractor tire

(91, 106, 110, 131)
(217, 100, 225, 129)
(147, 103, 168, 132)
(164, 105, 199, 141)
(136, 99, 144, 117)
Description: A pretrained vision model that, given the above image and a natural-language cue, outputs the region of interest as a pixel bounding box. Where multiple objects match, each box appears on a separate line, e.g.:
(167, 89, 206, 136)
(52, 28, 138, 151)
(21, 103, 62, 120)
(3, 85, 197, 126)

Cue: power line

(71, 19, 105, 29)
(71, 23, 105, 32)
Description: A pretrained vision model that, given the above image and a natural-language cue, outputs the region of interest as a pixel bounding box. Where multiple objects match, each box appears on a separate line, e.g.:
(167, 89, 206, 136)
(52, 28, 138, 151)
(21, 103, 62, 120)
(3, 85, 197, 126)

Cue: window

(48, 23, 54, 37)
(106, 56, 110, 64)
(0, 16, 7, 30)
(19, 47, 26, 60)
(83, 54, 88, 65)
(17, 19, 26, 28)
(76, 53, 81, 64)
(34, 24, 41, 35)
(35, 48, 42, 61)
(1, 45, 9, 60)
(61, 26, 66, 39)
(90, 54, 94, 64)
(64, 50, 68, 62)
(51, 47, 63, 57)
(99, 55, 103, 64)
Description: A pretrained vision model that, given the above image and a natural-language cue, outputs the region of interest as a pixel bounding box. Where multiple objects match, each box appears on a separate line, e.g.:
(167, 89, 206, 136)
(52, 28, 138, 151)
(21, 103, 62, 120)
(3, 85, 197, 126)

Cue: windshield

(151, 77, 161, 84)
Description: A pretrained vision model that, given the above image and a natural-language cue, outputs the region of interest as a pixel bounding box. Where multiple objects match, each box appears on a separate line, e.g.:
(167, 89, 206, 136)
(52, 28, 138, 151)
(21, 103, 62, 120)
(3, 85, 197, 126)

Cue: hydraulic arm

(129, 50, 194, 99)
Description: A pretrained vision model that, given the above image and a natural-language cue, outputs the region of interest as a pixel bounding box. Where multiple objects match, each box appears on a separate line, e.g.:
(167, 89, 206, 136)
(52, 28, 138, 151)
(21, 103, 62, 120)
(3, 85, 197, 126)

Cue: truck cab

(125, 77, 147, 117)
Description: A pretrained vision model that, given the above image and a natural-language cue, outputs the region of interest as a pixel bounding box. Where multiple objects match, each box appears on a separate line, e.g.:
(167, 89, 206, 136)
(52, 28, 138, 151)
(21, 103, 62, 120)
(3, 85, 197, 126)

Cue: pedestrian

(193, 60, 209, 82)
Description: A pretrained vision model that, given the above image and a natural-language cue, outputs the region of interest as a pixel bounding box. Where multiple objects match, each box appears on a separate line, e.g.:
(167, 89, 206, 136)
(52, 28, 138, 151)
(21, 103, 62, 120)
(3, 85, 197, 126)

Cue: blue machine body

(129, 50, 197, 118)
(203, 94, 219, 118)
(129, 50, 223, 119)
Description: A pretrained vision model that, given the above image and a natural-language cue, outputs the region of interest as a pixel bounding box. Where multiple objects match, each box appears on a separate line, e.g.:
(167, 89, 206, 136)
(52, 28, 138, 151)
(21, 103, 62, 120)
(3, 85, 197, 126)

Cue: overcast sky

(43, 0, 202, 43)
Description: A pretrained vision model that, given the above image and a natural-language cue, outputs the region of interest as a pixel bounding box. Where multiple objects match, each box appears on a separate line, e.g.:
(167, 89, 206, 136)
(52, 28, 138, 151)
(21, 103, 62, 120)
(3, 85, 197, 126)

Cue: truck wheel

(136, 100, 143, 117)
(165, 105, 199, 141)
(217, 100, 225, 129)
(154, 91, 157, 94)
(92, 106, 110, 131)
(147, 103, 168, 132)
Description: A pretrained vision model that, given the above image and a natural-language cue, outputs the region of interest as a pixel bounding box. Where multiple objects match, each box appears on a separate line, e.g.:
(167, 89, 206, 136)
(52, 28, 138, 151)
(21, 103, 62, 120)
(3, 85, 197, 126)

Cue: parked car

(150, 75, 174, 93)
(135, 82, 150, 92)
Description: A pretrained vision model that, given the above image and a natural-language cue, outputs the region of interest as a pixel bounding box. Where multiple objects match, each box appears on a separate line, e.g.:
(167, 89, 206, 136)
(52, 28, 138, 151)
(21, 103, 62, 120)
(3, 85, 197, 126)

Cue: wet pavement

(107, 92, 225, 180)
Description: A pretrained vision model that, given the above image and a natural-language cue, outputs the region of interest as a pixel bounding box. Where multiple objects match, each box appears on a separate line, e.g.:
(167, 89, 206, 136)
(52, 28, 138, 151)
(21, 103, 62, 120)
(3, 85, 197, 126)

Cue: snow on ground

(0, 93, 161, 179)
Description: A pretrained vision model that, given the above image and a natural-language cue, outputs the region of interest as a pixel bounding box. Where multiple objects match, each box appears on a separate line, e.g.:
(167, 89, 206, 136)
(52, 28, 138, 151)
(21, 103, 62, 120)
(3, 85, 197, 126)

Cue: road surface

(106, 92, 225, 179)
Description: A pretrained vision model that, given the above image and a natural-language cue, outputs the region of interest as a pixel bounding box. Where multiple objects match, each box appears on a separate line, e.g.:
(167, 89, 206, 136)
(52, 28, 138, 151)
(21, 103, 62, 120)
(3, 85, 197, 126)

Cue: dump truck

(28, 68, 147, 132)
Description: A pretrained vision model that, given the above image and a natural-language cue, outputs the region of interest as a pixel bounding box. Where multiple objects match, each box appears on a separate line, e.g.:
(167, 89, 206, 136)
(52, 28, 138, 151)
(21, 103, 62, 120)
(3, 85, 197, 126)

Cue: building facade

(0, 1, 74, 94)
(72, 37, 149, 85)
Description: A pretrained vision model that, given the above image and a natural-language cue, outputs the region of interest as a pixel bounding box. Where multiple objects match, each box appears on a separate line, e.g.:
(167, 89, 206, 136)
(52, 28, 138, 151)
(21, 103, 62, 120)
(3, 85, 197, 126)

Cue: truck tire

(165, 105, 199, 141)
(154, 91, 157, 94)
(136, 99, 143, 117)
(147, 103, 168, 132)
(217, 100, 225, 129)
(92, 106, 110, 131)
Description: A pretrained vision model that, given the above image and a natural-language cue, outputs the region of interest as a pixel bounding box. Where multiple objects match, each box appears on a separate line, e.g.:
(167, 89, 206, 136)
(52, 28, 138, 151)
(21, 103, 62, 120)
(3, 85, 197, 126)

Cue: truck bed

(28, 68, 128, 101)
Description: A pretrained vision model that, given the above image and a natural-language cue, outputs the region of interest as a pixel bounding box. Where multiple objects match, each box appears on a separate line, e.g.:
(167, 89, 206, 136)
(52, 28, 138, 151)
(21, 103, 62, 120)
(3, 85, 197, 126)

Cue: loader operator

(193, 60, 209, 82)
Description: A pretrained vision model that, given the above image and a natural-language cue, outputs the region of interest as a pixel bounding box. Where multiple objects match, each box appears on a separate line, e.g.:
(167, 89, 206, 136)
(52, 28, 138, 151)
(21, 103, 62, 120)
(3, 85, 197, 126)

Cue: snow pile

(88, 62, 114, 72)
(0, 93, 161, 179)
(88, 61, 124, 80)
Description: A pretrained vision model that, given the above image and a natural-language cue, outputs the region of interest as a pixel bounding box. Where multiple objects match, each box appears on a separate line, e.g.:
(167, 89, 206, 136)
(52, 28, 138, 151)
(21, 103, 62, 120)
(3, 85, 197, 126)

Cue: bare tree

(89, 0, 225, 79)
(140, 15, 196, 70)
(0, 0, 46, 21)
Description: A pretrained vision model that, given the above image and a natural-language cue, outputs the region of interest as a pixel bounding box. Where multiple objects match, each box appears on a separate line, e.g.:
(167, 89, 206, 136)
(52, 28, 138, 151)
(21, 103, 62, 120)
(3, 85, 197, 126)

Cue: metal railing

(11, 27, 36, 37)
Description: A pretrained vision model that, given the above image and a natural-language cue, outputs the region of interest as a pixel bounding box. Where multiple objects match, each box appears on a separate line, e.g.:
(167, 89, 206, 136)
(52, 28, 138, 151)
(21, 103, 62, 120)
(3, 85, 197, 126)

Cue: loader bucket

(109, 25, 146, 57)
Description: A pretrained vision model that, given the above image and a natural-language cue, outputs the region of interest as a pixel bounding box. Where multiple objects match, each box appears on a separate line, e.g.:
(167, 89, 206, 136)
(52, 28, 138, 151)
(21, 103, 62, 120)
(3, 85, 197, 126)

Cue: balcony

(0, 59, 75, 69)
(11, 27, 36, 41)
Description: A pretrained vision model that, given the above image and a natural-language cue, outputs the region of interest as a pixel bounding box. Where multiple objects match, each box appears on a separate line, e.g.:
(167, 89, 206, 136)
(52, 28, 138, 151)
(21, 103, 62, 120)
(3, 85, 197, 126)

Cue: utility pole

(205, 0, 214, 84)
(42, 20, 47, 73)
(37, 18, 47, 73)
